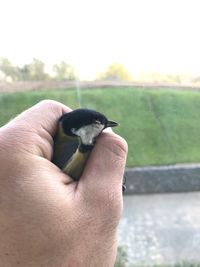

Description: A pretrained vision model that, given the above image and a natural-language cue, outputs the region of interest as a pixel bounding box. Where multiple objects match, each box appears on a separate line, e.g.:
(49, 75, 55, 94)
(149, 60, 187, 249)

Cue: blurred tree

(53, 61, 76, 80)
(97, 63, 132, 81)
(139, 72, 182, 84)
(20, 64, 30, 80)
(192, 76, 200, 83)
(114, 246, 128, 267)
(21, 58, 49, 80)
(0, 58, 21, 81)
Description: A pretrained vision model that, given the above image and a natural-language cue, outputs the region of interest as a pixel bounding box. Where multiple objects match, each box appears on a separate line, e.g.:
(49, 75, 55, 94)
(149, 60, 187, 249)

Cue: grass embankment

(1, 87, 200, 167)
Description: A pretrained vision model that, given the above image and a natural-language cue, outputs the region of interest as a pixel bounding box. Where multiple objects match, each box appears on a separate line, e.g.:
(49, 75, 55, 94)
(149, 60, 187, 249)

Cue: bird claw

(122, 174, 126, 193)
(122, 183, 126, 193)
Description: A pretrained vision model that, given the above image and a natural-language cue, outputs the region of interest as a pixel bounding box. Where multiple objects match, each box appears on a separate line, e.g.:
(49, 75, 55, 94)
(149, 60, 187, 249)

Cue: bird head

(59, 108, 118, 146)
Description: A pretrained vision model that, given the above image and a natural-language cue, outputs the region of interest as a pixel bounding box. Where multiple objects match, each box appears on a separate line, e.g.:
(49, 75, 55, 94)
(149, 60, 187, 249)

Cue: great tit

(52, 108, 126, 191)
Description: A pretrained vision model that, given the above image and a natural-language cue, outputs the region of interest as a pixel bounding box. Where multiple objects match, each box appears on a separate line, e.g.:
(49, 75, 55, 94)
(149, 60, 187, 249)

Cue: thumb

(79, 132, 128, 204)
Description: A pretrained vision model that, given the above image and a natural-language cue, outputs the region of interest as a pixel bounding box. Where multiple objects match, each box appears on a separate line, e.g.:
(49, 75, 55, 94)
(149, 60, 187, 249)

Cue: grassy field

(1, 87, 200, 167)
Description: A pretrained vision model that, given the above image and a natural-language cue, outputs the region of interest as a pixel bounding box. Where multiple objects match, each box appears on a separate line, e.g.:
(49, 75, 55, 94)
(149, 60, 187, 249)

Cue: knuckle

(38, 99, 58, 107)
(94, 187, 122, 218)
(102, 133, 128, 161)
(37, 99, 71, 114)
(112, 136, 128, 158)
(37, 99, 61, 113)
(99, 190, 122, 230)
(80, 182, 122, 219)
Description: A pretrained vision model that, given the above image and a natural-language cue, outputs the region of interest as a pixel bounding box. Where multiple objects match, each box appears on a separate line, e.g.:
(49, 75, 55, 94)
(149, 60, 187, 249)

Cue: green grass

(1, 87, 200, 167)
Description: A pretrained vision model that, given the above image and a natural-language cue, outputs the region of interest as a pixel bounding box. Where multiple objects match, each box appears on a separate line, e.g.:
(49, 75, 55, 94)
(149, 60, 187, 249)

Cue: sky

(0, 0, 200, 79)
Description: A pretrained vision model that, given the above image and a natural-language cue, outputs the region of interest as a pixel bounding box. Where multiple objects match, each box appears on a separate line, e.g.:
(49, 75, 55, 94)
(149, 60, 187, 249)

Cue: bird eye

(71, 128, 76, 134)
(94, 120, 101, 124)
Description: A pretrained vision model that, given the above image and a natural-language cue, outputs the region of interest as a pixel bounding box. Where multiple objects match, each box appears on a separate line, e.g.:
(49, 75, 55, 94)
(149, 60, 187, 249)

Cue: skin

(0, 100, 128, 267)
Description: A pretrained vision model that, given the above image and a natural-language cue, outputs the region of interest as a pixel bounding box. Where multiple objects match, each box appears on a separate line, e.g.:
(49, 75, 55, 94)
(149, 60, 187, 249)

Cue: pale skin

(0, 100, 128, 267)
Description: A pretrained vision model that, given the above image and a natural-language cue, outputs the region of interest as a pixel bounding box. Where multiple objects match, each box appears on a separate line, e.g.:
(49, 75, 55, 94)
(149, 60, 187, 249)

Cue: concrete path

(118, 193, 200, 266)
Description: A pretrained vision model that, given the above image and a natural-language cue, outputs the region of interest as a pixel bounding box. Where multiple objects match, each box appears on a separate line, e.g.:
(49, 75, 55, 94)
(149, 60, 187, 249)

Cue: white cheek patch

(73, 124, 104, 145)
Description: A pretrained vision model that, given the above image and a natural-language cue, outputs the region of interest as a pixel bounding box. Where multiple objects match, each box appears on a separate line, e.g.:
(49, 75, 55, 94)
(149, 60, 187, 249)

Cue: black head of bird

(52, 108, 118, 181)
(60, 108, 118, 147)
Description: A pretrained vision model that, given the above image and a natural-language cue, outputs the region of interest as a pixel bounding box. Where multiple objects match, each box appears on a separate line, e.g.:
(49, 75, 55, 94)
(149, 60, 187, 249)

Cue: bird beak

(106, 120, 119, 128)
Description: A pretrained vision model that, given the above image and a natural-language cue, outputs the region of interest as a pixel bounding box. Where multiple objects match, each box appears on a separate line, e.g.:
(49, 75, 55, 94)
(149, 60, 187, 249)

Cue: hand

(0, 100, 128, 267)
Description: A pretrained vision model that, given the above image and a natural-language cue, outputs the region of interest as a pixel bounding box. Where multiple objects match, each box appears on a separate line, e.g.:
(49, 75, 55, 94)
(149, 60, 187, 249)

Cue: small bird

(52, 108, 119, 181)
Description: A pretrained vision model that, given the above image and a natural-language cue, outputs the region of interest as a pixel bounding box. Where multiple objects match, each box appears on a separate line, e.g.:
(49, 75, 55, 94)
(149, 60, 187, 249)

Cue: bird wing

(52, 125, 79, 169)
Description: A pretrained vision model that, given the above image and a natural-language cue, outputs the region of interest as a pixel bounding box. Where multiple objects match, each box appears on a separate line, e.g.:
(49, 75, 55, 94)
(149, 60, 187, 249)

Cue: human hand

(0, 100, 127, 267)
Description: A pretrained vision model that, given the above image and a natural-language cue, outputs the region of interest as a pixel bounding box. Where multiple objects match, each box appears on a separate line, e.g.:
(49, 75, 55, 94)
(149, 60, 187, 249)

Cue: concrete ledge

(124, 164, 200, 194)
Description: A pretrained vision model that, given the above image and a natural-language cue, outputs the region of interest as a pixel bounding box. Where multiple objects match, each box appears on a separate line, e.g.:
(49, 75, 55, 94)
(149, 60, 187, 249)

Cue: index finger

(0, 100, 71, 160)
(6, 100, 71, 137)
